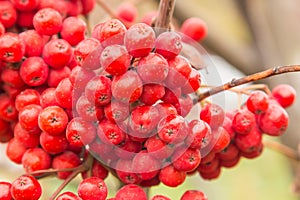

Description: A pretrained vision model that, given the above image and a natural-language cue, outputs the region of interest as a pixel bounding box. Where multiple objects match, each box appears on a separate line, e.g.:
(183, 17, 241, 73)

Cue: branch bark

(155, 0, 176, 32)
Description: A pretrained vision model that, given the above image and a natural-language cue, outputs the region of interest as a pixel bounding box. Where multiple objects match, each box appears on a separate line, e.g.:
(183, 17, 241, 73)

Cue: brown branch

(197, 65, 300, 102)
(95, 0, 118, 19)
(264, 139, 298, 161)
(154, 0, 176, 32)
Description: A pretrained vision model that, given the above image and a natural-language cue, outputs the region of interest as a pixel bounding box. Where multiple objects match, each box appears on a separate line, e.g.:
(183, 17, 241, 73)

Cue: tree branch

(197, 65, 300, 102)
(155, 0, 176, 32)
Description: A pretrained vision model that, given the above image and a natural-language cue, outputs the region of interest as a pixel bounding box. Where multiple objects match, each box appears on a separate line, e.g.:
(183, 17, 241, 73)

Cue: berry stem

(48, 154, 94, 200)
(264, 139, 299, 161)
(197, 65, 300, 102)
(155, 0, 176, 32)
(95, 0, 118, 19)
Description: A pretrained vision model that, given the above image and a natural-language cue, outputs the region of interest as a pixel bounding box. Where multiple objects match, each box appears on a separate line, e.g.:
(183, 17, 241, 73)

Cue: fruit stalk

(155, 0, 176, 31)
(197, 65, 300, 101)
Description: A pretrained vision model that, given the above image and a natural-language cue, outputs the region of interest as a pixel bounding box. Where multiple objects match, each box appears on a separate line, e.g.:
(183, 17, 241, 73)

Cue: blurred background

(1, 0, 300, 199)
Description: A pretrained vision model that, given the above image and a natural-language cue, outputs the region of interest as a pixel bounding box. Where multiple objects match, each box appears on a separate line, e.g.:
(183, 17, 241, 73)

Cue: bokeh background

(1, 0, 300, 199)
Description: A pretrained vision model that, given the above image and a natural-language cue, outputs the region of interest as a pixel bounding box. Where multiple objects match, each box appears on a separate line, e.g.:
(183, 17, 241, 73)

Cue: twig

(197, 65, 300, 102)
(95, 0, 118, 19)
(154, 0, 176, 33)
(264, 139, 298, 161)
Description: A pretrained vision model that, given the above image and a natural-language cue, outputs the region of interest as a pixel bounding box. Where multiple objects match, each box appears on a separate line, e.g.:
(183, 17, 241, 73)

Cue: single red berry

(140, 84, 165, 105)
(155, 31, 182, 59)
(38, 0, 68, 18)
(115, 184, 147, 200)
(173, 94, 193, 117)
(132, 152, 161, 180)
(218, 143, 240, 161)
(198, 156, 219, 174)
(211, 127, 230, 152)
(180, 17, 208, 41)
(99, 19, 127, 47)
(15, 89, 40, 111)
(69, 66, 96, 92)
(161, 87, 181, 105)
(186, 119, 210, 149)
(97, 119, 126, 145)
(235, 127, 262, 153)
(164, 56, 192, 88)
(11, 175, 42, 200)
(55, 78, 74, 109)
(33, 8, 62, 35)
(115, 138, 143, 160)
(11, 0, 40, 11)
(220, 155, 240, 168)
(240, 143, 263, 159)
(222, 116, 236, 140)
(0, 33, 25, 63)
(18, 104, 42, 133)
(151, 195, 171, 200)
(1, 67, 25, 88)
(40, 88, 59, 108)
(19, 30, 45, 57)
(14, 123, 40, 148)
(6, 137, 27, 164)
(115, 159, 140, 184)
(78, 177, 107, 200)
(82, 160, 108, 180)
(258, 102, 289, 136)
(61, 16, 87, 46)
(232, 109, 256, 135)
(124, 23, 156, 57)
(100, 44, 132, 76)
(180, 190, 207, 200)
(140, 11, 157, 26)
(20, 56, 49, 87)
(246, 90, 269, 114)
(22, 147, 51, 174)
(80, 0, 96, 15)
(0, 1, 17, 28)
(111, 70, 143, 103)
(52, 151, 81, 179)
(56, 191, 81, 200)
(16, 10, 35, 28)
(155, 103, 178, 119)
(39, 131, 68, 154)
(0, 181, 12, 200)
(172, 148, 201, 172)
(272, 84, 296, 108)
(84, 75, 112, 107)
(0, 94, 18, 122)
(199, 165, 221, 180)
(47, 66, 71, 87)
(137, 53, 169, 83)
(181, 68, 201, 94)
(74, 38, 101, 68)
(200, 103, 225, 130)
(116, 2, 138, 24)
(104, 100, 129, 123)
(159, 165, 186, 187)
(144, 135, 173, 159)
(38, 105, 69, 135)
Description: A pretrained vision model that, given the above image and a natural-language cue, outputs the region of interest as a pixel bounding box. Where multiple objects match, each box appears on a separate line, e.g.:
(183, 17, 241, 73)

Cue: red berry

(11, 175, 42, 200)
(125, 23, 156, 57)
(0, 33, 25, 63)
(115, 184, 147, 200)
(218, 143, 240, 161)
(70, 66, 96, 92)
(272, 84, 296, 108)
(14, 122, 40, 148)
(74, 38, 101, 68)
(56, 191, 81, 200)
(199, 165, 221, 180)
(47, 66, 71, 87)
(15, 89, 40, 111)
(78, 177, 107, 200)
(235, 127, 262, 153)
(140, 11, 157, 26)
(132, 152, 161, 180)
(11, 0, 40, 11)
(18, 104, 42, 133)
(97, 119, 126, 145)
(33, 8, 62, 36)
(180, 17, 207, 41)
(186, 119, 210, 149)
(38, 105, 69, 135)
(99, 19, 127, 47)
(0, 94, 18, 122)
(40, 131, 68, 154)
(181, 68, 201, 94)
(81, 0, 96, 15)
(140, 84, 165, 105)
(1, 67, 25, 88)
(61, 17, 87, 46)
(19, 30, 45, 57)
(246, 90, 269, 114)
(16, 10, 35, 28)
(82, 160, 108, 180)
(55, 78, 73, 109)
(173, 94, 193, 117)
(104, 100, 129, 123)
(198, 156, 219, 174)
(0, 1, 17, 28)
(20, 56, 49, 86)
(211, 127, 230, 152)
(159, 165, 186, 187)
(0, 22, 5, 36)
(155, 31, 182, 59)
(116, 2, 138, 24)
(0, 181, 12, 200)
(22, 147, 51, 174)
(180, 190, 207, 200)
(52, 151, 81, 179)
(232, 109, 256, 135)
(200, 103, 225, 130)
(115, 159, 140, 184)
(172, 148, 201, 172)
(40, 88, 59, 108)
(6, 138, 27, 164)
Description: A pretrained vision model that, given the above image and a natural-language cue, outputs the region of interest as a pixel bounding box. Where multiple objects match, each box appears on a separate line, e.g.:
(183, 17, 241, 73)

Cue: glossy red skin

(104, 100, 129, 123)
(16, 11, 34, 28)
(66, 117, 97, 147)
(70, 66, 96, 92)
(220, 155, 240, 168)
(6, 138, 27, 164)
(200, 103, 225, 130)
(74, 38, 101, 67)
(186, 119, 210, 149)
(272, 84, 297, 108)
(75, 95, 97, 121)
(115, 184, 147, 200)
(218, 143, 240, 161)
(151, 195, 171, 200)
(0, 22, 4, 36)
(155, 103, 177, 119)
(116, 159, 141, 184)
(159, 165, 186, 187)
(22, 147, 51, 174)
(47, 66, 71, 87)
(19, 29, 45, 57)
(1, 67, 25, 88)
(129, 105, 160, 136)
(157, 114, 188, 144)
(61, 16, 86, 46)
(15, 89, 40, 111)
(145, 136, 173, 159)
(40, 131, 68, 154)
(52, 151, 81, 179)
(199, 165, 221, 180)
(140, 84, 165, 105)
(11, 175, 42, 200)
(78, 177, 107, 200)
(88, 139, 116, 164)
(125, 23, 155, 58)
(240, 143, 263, 159)
(137, 53, 169, 83)
(258, 103, 289, 136)
(164, 56, 192, 89)
(0, 94, 18, 122)
(2, 84, 28, 100)
(132, 152, 161, 180)
(197, 156, 219, 174)
(20, 56, 49, 87)
(18, 104, 42, 132)
(235, 127, 262, 153)
(211, 127, 231, 152)
(222, 116, 236, 140)
(55, 78, 73, 109)
(0, 181, 12, 200)
(80, 0, 96, 14)
(246, 90, 269, 114)
(0, 1, 17, 28)
(56, 191, 81, 200)
(180, 17, 208, 41)
(0, 33, 25, 63)
(38, 0, 69, 18)
(100, 44, 131, 76)
(172, 148, 201, 172)
(116, 2, 138, 24)
(100, 19, 127, 47)
(180, 190, 208, 200)
(85, 75, 112, 107)
(38, 106, 68, 135)
(161, 87, 181, 105)
(43, 39, 73, 69)
(200, 151, 216, 164)
(11, 0, 40, 11)
(82, 160, 109, 180)
(173, 94, 193, 117)
(14, 123, 40, 148)
(115, 138, 142, 160)
(33, 8, 62, 36)
(181, 68, 201, 94)
(156, 31, 182, 59)
(39, 88, 59, 108)
(232, 109, 256, 135)
(0, 118, 10, 136)
(111, 70, 143, 103)
(97, 119, 126, 145)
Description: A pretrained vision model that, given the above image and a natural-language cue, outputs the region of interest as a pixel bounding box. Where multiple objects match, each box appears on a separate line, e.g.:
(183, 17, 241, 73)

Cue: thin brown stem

(264, 139, 298, 161)
(154, 0, 176, 32)
(198, 65, 300, 102)
(96, 0, 118, 19)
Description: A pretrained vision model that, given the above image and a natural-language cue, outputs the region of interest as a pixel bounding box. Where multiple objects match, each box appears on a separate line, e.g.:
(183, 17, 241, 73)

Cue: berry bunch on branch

(0, 0, 299, 199)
